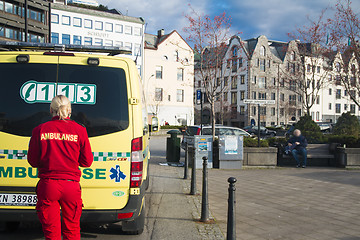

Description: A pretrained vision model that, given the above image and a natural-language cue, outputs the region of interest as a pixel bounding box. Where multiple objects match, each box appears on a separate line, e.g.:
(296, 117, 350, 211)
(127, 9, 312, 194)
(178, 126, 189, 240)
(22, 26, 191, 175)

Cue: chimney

(158, 29, 164, 38)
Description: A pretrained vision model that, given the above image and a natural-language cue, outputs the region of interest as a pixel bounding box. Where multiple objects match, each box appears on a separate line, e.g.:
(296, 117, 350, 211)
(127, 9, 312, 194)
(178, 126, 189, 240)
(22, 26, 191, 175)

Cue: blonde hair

(50, 95, 71, 120)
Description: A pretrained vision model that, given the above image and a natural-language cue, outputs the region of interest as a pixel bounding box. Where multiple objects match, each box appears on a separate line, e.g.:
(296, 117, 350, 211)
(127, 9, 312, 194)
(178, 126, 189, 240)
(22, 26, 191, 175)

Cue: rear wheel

(122, 201, 145, 235)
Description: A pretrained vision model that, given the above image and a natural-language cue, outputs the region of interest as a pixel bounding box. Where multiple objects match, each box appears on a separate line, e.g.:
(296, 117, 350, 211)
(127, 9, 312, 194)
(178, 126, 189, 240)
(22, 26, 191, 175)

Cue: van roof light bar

(0, 41, 132, 56)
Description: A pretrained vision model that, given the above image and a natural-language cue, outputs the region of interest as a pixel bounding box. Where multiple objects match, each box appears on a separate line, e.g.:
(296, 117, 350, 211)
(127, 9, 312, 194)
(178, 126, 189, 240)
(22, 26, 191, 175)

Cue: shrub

(327, 134, 360, 147)
(160, 125, 185, 129)
(294, 115, 323, 143)
(243, 137, 269, 147)
(333, 112, 360, 137)
(267, 137, 287, 147)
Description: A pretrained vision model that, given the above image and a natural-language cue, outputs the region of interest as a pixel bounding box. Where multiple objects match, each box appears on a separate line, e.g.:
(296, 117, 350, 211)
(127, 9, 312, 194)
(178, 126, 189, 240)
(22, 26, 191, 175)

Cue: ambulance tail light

(117, 212, 134, 219)
(130, 137, 143, 188)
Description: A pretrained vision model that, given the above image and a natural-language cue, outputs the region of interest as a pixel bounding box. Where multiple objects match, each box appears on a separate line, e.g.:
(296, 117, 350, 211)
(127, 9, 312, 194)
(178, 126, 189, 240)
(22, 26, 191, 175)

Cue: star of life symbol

(109, 165, 126, 183)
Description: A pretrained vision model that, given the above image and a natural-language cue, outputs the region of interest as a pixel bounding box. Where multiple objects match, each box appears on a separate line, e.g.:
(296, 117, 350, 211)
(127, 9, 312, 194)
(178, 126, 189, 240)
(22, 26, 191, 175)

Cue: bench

(277, 144, 336, 167)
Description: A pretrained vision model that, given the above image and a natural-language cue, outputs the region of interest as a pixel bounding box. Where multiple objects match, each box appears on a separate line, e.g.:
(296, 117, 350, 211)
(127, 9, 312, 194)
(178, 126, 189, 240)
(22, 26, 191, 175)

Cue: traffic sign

(196, 89, 202, 105)
(243, 99, 275, 105)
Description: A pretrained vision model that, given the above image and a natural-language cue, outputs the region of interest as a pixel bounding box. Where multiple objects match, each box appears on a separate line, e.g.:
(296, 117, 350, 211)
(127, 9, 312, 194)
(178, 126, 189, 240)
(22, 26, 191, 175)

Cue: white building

(50, 2, 145, 75)
(144, 29, 194, 126)
(67, 0, 99, 7)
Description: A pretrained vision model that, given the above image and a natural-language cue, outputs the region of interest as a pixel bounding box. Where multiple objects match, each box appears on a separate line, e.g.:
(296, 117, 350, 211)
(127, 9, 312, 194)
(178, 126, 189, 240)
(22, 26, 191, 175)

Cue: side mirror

(150, 117, 159, 132)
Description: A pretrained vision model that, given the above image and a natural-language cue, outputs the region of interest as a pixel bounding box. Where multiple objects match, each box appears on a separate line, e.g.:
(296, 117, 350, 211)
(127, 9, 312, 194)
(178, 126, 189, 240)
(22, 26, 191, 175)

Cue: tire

(122, 201, 145, 235)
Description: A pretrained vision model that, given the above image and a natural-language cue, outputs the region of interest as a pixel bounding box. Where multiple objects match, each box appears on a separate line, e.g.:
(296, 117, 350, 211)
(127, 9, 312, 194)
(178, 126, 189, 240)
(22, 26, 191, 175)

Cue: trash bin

(336, 147, 347, 168)
(166, 129, 181, 163)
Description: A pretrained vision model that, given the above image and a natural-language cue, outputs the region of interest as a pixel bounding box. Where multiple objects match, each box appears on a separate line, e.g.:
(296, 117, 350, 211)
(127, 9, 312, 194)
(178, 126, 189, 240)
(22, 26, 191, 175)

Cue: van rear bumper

(0, 185, 145, 223)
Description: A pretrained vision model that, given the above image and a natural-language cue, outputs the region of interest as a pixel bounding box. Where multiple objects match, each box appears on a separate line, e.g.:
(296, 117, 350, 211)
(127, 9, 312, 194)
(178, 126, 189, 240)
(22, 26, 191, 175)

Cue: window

(134, 44, 141, 56)
(62, 34, 70, 44)
(280, 93, 284, 101)
(105, 40, 113, 46)
(260, 59, 265, 71)
(252, 106, 256, 115)
(125, 25, 132, 35)
(280, 108, 284, 116)
(156, 66, 163, 79)
(4, 2, 12, 14)
(134, 27, 142, 36)
(271, 107, 276, 116)
(125, 42, 132, 53)
(317, 66, 321, 73)
(268, 59, 271, 68)
(272, 78, 276, 86)
(307, 64, 311, 72)
(344, 90, 348, 96)
(177, 68, 184, 81)
(316, 112, 320, 121)
(316, 96, 320, 104)
(329, 88, 332, 95)
(51, 14, 59, 24)
(51, 32, 59, 44)
(105, 22, 113, 32)
(329, 103, 332, 110)
(335, 62, 341, 72)
(344, 104, 348, 111)
(94, 38, 103, 46)
(289, 95, 296, 105)
(232, 58, 237, 72)
(155, 88, 163, 101)
(224, 77, 228, 86)
(84, 19, 92, 29)
(260, 46, 266, 56)
(224, 92, 228, 102)
(290, 51, 295, 61)
(258, 92, 266, 100)
(174, 51, 179, 62)
(115, 41, 123, 47)
(73, 35, 81, 45)
(177, 89, 184, 102)
(328, 74, 332, 82)
(252, 91, 256, 99)
(239, 58, 243, 67)
(252, 76, 257, 84)
(0, 1, 3, 11)
(62, 15, 70, 26)
(271, 92, 276, 100)
(73, 17, 81, 27)
(260, 107, 266, 115)
(280, 79, 284, 87)
(335, 104, 341, 113)
(168, 95, 171, 101)
(259, 77, 266, 88)
(226, 60, 231, 69)
(115, 24, 123, 33)
(231, 76, 237, 89)
(84, 37, 92, 45)
(298, 109, 302, 117)
(350, 104, 356, 114)
(240, 106, 245, 115)
(231, 92, 237, 104)
(232, 46, 238, 57)
(336, 89, 341, 99)
(95, 21, 103, 30)
(240, 75, 245, 84)
(240, 91, 245, 100)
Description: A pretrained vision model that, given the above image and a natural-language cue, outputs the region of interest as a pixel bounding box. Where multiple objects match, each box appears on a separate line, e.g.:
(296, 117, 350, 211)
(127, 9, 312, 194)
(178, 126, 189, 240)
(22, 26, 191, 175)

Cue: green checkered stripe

(0, 149, 28, 159)
(92, 152, 131, 161)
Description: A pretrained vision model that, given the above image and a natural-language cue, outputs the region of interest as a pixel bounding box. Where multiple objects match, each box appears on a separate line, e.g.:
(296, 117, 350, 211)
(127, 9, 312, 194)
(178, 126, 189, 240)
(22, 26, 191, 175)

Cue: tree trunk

(211, 99, 216, 140)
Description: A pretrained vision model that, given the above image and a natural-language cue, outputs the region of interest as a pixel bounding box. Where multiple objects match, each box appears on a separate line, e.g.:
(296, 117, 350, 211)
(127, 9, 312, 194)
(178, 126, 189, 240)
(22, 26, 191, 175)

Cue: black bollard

(227, 177, 237, 240)
(190, 147, 196, 195)
(184, 143, 189, 179)
(200, 156, 209, 222)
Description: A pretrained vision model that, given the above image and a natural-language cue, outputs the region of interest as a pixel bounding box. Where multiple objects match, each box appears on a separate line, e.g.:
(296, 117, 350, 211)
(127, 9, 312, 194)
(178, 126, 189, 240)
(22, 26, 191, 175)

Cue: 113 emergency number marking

(20, 80, 96, 104)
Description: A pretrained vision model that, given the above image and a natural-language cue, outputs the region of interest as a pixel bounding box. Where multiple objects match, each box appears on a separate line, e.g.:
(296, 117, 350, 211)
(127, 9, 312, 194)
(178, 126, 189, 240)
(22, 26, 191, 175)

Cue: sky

(97, 0, 360, 43)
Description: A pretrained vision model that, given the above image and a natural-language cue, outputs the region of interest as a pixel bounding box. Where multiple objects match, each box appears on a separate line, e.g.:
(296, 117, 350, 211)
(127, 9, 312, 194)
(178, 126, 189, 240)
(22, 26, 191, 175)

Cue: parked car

(243, 126, 277, 138)
(317, 122, 333, 133)
(181, 125, 250, 149)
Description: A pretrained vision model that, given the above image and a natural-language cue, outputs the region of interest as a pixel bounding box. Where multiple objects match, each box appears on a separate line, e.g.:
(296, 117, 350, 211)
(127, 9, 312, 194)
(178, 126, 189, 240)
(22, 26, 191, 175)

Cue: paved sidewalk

(195, 167, 360, 240)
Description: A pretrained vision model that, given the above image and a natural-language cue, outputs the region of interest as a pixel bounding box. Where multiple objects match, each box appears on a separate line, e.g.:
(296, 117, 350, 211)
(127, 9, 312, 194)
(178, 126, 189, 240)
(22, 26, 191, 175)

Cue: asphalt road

(0, 136, 190, 240)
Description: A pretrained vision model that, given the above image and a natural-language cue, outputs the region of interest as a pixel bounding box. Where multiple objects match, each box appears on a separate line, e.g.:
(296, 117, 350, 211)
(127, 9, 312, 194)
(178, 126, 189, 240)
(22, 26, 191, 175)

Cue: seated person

(288, 129, 308, 168)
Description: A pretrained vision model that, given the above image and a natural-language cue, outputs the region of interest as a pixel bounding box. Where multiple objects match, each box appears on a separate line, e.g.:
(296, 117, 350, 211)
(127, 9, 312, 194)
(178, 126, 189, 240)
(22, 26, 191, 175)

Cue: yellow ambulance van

(0, 41, 158, 234)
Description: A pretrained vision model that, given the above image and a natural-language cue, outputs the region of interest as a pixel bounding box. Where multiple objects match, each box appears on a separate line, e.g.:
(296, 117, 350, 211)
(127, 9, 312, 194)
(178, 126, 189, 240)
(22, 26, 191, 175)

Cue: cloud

(97, 0, 210, 36)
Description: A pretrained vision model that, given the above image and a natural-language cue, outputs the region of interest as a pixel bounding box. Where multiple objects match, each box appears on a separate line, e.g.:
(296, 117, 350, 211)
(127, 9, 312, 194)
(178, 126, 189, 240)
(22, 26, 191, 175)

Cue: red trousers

(36, 179, 83, 240)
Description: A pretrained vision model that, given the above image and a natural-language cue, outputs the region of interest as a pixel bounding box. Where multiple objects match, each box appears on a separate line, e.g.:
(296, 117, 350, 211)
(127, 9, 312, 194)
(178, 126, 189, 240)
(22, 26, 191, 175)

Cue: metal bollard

(226, 177, 237, 240)
(200, 156, 209, 222)
(184, 143, 189, 179)
(190, 147, 196, 195)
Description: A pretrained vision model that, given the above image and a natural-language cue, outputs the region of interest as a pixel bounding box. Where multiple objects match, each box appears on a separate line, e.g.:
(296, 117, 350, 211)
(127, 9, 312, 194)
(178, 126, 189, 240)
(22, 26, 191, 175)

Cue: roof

(51, 3, 145, 24)
(144, 30, 193, 51)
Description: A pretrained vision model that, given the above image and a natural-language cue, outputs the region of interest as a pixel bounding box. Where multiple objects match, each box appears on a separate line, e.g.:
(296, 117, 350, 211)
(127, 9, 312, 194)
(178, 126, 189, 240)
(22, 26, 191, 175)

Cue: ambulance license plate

(0, 193, 37, 206)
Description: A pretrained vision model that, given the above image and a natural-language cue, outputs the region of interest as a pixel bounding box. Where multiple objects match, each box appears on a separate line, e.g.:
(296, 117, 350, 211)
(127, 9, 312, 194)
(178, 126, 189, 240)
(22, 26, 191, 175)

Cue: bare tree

(287, 10, 332, 115)
(184, 5, 232, 138)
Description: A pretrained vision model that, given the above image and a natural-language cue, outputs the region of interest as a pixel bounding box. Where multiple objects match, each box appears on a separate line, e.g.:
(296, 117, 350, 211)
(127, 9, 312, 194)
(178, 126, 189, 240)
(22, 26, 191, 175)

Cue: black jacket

(288, 135, 308, 151)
